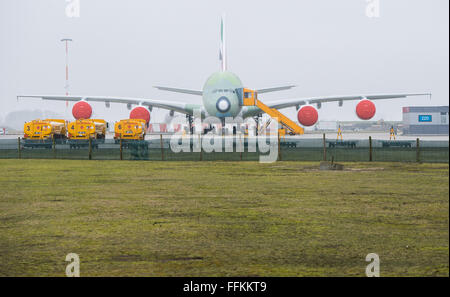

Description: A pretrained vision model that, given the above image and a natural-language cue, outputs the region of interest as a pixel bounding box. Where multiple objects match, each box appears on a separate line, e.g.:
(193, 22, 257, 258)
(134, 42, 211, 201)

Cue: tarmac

(1, 131, 449, 141)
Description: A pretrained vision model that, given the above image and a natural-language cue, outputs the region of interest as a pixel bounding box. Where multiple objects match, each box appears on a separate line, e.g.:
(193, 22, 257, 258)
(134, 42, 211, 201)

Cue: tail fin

(219, 14, 226, 72)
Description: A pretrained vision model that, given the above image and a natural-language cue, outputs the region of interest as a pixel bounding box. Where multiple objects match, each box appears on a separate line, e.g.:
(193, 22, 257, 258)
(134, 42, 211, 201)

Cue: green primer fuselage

(202, 71, 243, 118)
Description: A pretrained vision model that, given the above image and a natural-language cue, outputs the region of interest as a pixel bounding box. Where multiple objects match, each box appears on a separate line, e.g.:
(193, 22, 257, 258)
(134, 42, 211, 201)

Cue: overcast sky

(0, 0, 448, 123)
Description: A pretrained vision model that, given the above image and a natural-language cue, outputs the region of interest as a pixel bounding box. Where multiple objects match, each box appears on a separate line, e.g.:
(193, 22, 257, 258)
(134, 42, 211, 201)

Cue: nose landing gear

(186, 114, 194, 134)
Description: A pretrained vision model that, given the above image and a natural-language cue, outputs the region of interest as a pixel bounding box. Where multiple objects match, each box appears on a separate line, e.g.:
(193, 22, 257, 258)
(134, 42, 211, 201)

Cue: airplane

(18, 16, 431, 133)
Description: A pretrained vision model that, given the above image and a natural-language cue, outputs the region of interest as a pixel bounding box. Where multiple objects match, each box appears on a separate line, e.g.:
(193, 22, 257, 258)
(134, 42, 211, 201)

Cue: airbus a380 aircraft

(18, 17, 430, 130)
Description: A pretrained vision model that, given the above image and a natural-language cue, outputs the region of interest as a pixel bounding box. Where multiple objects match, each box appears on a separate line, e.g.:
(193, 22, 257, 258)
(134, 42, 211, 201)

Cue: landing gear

(203, 124, 213, 135)
(253, 114, 262, 136)
(221, 118, 226, 135)
(186, 114, 194, 134)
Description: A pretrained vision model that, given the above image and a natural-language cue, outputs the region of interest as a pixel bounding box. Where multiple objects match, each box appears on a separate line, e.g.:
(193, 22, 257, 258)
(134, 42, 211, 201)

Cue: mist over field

(0, 0, 448, 122)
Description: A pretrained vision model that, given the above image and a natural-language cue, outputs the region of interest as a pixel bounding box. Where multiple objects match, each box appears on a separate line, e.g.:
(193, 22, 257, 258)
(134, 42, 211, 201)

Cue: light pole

(61, 38, 73, 105)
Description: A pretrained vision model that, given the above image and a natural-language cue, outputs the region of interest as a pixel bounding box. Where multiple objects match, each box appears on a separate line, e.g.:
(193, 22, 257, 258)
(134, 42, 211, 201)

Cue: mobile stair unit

(237, 88, 304, 136)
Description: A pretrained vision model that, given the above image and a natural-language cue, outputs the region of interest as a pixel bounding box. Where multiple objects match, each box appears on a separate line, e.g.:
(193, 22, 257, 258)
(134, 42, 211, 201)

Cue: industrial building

(402, 106, 449, 135)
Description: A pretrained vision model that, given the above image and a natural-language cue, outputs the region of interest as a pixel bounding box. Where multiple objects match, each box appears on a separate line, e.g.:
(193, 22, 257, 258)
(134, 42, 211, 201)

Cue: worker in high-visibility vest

(337, 125, 343, 140)
(389, 125, 396, 140)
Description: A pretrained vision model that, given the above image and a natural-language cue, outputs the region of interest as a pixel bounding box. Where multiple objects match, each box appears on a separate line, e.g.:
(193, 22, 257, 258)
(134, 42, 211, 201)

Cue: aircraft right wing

(17, 95, 203, 116)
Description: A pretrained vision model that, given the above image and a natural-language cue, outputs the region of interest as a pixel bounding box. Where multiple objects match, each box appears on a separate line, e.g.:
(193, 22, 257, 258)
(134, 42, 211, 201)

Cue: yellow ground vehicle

(114, 119, 147, 140)
(24, 119, 67, 140)
(114, 119, 148, 154)
(23, 119, 67, 148)
(68, 119, 107, 140)
(67, 119, 107, 149)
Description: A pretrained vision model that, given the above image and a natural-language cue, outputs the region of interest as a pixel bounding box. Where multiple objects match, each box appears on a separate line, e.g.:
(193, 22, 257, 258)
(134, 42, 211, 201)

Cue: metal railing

(0, 135, 448, 163)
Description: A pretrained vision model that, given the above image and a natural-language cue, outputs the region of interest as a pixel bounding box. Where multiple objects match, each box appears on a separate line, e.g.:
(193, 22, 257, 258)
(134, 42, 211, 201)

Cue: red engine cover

(72, 101, 92, 119)
(130, 107, 151, 123)
(297, 106, 318, 126)
(356, 99, 376, 120)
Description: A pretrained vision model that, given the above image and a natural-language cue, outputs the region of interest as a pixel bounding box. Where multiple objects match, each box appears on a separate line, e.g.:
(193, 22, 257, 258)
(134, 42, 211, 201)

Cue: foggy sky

(0, 0, 448, 124)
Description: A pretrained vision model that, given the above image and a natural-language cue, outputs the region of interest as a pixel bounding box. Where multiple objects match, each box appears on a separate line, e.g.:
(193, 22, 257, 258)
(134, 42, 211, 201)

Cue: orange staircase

(241, 88, 304, 135)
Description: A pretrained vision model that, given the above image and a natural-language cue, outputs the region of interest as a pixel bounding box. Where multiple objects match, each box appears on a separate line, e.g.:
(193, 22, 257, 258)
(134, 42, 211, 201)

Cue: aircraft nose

(216, 96, 231, 113)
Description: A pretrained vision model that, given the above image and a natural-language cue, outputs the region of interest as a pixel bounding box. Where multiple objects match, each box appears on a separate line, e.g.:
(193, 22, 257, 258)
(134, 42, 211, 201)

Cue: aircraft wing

(264, 93, 432, 110)
(242, 93, 431, 118)
(16, 95, 202, 116)
(256, 85, 296, 94)
(153, 86, 203, 96)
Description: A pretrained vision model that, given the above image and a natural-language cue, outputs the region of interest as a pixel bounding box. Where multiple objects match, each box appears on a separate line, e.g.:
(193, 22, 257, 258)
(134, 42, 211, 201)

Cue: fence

(0, 135, 448, 163)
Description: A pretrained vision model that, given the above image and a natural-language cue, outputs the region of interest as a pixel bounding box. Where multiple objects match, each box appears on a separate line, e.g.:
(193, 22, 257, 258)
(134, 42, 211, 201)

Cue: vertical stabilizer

(219, 14, 226, 72)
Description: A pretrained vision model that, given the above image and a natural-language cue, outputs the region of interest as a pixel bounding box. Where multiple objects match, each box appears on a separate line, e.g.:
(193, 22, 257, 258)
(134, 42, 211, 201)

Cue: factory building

(402, 106, 449, 135)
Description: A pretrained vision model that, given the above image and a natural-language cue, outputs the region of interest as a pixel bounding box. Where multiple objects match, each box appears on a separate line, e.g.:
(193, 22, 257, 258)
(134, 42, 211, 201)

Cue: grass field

(0, 159, 448, 276)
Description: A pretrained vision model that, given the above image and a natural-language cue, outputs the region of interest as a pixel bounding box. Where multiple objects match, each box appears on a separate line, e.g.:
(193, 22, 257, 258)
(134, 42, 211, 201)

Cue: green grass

(0, 159, 448, 276)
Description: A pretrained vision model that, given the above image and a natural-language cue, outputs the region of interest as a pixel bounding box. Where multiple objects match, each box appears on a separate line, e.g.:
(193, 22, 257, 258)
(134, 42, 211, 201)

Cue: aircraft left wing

(265, 93, 432, 110)
(16, 95, 202, 115)
(242, 93, 431, 117)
